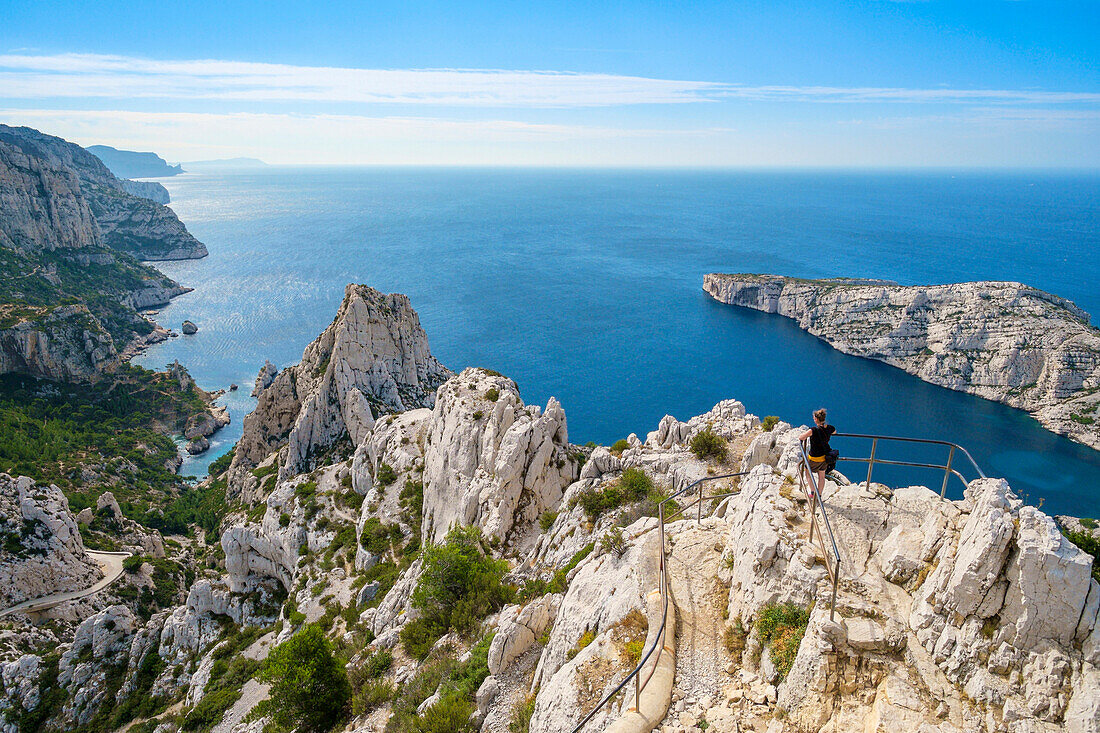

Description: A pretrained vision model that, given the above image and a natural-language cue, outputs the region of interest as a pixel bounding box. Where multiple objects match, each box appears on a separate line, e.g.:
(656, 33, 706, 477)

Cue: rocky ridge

(704, 273, 1100, 450)
(1, 284, 1098, 733)
(228, 283, 452, 493)
(2, 126, 204, 261)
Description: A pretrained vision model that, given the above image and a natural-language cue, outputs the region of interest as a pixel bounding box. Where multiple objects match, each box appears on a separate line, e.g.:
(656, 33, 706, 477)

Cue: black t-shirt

(809, 425, 836, 458)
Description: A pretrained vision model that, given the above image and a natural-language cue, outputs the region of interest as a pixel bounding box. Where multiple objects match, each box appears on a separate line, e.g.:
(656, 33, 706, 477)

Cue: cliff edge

(704, 273, 1100, 450)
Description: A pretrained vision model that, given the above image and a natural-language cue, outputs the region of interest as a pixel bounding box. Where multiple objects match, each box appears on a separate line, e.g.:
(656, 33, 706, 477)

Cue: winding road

(0, 550, 131, 618)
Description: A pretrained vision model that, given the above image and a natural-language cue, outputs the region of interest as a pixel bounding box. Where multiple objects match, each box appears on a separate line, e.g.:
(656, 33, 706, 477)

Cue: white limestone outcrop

(229, 284, 452, 491)
(0, 474, 101, 609)
(422, 368, 576, 547)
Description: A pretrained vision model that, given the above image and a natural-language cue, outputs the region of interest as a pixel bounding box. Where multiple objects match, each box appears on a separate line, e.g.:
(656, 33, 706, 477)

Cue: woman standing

(800, 408, 836, 498)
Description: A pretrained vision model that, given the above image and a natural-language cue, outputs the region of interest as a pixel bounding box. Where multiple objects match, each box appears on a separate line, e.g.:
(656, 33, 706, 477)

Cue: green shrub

(295, 480, 318, 500)
(600, 527, 627, 558)
(360, 517, 400, 554)
(123, 554, 144, 573)
(754, 603, 810, 680)
(761, 416, 780, 432)
(610, 439, 630, 455)
(352, 678, 395, 715)
(410, 634, 493, 733)
(484, 387, 500, 402)
(383, 651, 457, 733)
(182, 688, 241, 731)
(571, 468, 652, 522)
(279, 512, 290, 527)
(208, 447, 236, 477)
(403, 527, 512, 658)
(538, 510, 558, 532)
(1062, 528, 1100, 583)
(690, 428, 727, 461)
(1081, 517, 1098, 530)
(509, 694, 537, 733)
(259, 624, 351, 733)
(377, 462, 398, 487)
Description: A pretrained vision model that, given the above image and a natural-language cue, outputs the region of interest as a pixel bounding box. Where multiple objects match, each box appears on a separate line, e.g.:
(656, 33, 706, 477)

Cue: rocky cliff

(86, 145, 183, 179)
(0, 127, 193, 382)
(704, 273, 1100, 450)
(0, 474, 102, 609)
(119, 179, 171, 204)
(228, 284, 453, 492)
(1, 126, 203, 261)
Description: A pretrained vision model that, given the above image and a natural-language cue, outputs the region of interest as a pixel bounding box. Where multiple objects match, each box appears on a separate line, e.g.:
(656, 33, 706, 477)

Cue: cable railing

(831, 433, 986, 497)
(571, 431, 986, 732)
(569, 472, 745, 733)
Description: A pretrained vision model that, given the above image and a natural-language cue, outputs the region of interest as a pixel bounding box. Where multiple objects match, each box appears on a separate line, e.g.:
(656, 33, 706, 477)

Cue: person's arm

(827, 425, 836, 436)
(799, 429, 812, 440)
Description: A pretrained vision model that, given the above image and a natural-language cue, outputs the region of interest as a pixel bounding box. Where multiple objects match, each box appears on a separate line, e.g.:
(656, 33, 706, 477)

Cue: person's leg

(815, 469, 826, 498)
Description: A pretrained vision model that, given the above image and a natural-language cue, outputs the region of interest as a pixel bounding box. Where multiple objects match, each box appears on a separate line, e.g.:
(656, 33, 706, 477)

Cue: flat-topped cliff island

(704, 273, 1100, 451)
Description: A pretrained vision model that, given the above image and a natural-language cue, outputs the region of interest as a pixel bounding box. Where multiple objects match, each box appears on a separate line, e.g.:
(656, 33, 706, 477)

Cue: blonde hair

(813, 408, 827, 424)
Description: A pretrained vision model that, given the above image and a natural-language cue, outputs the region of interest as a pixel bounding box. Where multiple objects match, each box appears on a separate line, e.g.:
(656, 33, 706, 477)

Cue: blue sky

(1, 1, 1097, 166)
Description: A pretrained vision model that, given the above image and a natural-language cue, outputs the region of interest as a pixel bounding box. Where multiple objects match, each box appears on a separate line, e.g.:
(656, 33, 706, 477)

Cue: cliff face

(119, 179, 170, 205)
(704, 273, 1100, 450)
(86, 145, 183, 179)
(228, 284, 453, 491)
(0, 128, 191, 382)
(0, 474, 102, 609)
(0, 126, 204, 261)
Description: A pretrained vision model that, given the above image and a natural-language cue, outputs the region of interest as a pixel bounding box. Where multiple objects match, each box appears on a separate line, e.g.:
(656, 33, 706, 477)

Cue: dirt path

(660, 519, 730, 716)
(0, 550, 130, 618)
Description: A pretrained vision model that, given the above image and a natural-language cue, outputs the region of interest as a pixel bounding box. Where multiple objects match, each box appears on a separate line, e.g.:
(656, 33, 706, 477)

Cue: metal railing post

(866, 437, 877, 487)
(941, 445, 955, 498)
(830, 558, 839, 622)
(697, 481, 703, 523)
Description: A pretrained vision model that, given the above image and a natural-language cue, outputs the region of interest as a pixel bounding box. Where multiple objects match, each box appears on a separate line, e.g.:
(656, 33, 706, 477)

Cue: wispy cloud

(1, 53, 1097, 108)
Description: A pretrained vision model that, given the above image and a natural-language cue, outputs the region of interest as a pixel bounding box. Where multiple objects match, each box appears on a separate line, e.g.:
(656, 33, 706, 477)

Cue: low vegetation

(1062, 528, 1100, 583)
(256, 624, 351, 733)
(400, 526, 512, 659)
(570, 467, 653, 522)
(690, 427, 727, 462)
(761, 415, 781, 432)
(754, 602, 810, 680)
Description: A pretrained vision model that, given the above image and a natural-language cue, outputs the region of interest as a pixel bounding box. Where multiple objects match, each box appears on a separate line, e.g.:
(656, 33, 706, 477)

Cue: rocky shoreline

(704, 273, 1100, 452)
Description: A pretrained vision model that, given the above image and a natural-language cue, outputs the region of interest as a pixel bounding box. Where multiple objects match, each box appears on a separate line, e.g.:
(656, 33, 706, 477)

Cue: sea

(133, 168, 1100, 518)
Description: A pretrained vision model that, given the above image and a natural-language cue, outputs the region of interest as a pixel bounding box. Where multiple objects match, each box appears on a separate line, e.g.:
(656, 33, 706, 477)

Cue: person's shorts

(808, 457, 827, 472)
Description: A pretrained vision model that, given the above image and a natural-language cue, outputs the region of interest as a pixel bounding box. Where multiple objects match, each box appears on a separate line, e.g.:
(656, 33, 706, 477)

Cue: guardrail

(796, 440, 843, 622)
(571, 431, 986, 731)
(570, 472, 745, 733)
(831, 433, 986, 497)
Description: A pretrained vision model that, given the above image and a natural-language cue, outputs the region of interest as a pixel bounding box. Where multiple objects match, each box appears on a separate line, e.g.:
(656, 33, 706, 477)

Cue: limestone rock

(252, 359, 278, 397)
(181, 320, 197, 335)
(487, 594, 561, 676)
(229, 284, 451, 489)
(0, 474, 101, 608)
(422, 368, 575, 547)
(704, 273, 1100, 450)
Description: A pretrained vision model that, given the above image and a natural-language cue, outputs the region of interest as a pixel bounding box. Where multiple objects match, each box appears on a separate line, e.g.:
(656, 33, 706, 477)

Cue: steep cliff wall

(0, 126, 204, 261)
(704, 273, 1100, 450)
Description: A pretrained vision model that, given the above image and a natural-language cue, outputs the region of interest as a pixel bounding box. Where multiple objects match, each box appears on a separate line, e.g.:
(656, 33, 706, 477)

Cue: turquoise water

(135, 168, 1100, 516)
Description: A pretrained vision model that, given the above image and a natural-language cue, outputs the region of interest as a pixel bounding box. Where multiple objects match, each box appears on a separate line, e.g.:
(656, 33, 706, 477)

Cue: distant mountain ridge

(87, 144, 183, 178)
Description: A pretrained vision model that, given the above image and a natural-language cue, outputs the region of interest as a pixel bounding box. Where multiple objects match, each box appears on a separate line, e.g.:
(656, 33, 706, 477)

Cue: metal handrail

(796, 440, 842, 622)
(570, 472, 745, 733)
(831, 432, 986, 497)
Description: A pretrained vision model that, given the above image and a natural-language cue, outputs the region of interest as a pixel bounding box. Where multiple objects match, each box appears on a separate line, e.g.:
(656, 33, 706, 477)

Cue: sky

(0, 1, 1098, 167)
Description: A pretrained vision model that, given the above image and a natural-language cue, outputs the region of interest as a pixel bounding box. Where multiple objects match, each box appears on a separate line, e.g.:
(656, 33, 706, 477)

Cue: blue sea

(134, 168, 1100, 517)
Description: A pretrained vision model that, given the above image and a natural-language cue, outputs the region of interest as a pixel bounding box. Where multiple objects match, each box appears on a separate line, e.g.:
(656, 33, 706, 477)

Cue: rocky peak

(229, 284, 453, 491)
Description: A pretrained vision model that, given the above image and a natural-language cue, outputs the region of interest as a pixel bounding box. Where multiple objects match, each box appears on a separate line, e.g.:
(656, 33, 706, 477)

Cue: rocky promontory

(1, 126, 204, 261)
(704, 273, 1100, 450)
